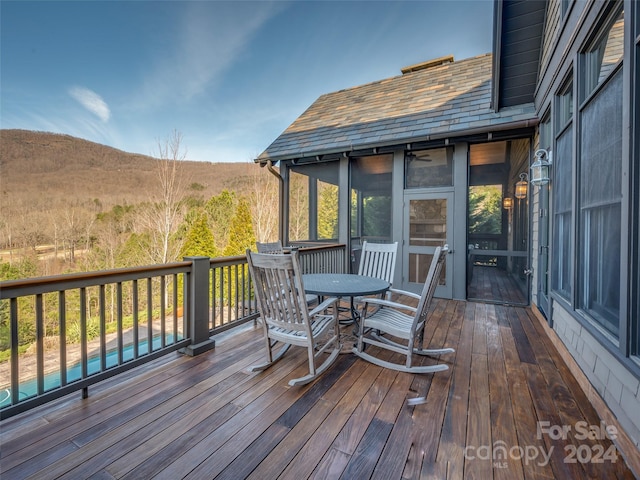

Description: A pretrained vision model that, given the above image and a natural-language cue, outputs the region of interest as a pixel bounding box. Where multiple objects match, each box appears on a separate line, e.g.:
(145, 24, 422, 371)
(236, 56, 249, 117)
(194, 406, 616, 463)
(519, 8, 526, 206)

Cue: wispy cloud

(69, 86, 111, 122)
(133, 1, 285, 110)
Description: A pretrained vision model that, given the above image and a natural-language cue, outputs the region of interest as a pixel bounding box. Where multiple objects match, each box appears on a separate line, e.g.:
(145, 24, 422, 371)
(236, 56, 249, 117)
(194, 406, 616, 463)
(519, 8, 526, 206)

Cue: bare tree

(139, 130, 187, 264)
(61, 203, 94, 263)
(247, 167, 279, 242)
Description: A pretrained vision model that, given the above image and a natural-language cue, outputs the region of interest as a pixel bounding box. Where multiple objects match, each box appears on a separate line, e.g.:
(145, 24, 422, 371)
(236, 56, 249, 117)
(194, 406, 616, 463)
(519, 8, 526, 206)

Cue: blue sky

(1, 0, 493, 163)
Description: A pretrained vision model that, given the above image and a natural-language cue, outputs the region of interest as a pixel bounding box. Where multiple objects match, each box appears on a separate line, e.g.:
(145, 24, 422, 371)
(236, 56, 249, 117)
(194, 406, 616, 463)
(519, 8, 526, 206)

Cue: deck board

(1, 300, 636, 480)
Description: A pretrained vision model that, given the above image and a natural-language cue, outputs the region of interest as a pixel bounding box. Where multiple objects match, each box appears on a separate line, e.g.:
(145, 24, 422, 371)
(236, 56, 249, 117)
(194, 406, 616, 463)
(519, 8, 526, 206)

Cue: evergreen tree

(205, 190, 237, 251)
(468, 185, 503, 234)
(223, 199, 256, 257)
(317, 182, 338, 240)
(180, 213, 217, 258)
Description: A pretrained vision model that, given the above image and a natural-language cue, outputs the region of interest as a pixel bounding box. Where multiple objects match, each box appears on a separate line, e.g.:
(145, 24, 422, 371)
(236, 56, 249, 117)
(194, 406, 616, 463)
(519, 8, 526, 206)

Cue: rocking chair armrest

(387, 287, 421, 300)
(361, 297, 417, 313)
(308, 297, 339, 317)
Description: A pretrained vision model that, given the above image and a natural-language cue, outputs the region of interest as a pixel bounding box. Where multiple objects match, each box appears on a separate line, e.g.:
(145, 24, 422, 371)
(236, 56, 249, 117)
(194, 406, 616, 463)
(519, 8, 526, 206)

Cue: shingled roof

(257, 53, 537, 163)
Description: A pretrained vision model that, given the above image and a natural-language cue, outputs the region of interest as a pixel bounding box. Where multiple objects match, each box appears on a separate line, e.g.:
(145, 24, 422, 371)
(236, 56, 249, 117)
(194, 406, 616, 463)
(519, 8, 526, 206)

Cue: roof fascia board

(256, 117, 539, 164)
(492, 0, 504, 112)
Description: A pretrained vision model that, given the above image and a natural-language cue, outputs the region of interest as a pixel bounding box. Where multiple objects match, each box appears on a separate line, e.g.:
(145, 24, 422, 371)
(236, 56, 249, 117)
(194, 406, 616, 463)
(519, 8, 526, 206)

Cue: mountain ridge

(1, 129, 264, 211)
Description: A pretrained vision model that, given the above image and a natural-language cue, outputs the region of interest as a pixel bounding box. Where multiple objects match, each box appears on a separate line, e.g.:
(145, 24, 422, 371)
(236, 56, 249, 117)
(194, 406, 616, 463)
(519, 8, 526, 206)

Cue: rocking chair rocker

(352, 245, 454, 373)
(246, 249, 341, 386)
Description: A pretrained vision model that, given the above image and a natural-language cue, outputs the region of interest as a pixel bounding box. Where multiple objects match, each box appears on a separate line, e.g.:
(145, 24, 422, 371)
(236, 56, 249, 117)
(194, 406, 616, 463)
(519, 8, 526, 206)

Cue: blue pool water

(1, 334, 179, 408)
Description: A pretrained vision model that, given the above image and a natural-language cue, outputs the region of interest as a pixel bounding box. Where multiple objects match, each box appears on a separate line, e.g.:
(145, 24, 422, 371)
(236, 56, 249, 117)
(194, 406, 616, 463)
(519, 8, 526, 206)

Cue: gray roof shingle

(257, 53, 537, 162)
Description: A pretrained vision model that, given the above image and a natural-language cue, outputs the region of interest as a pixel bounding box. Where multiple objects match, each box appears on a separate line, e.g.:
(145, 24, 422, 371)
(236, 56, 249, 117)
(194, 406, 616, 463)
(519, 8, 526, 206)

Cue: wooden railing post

(183, 256, 215, 356)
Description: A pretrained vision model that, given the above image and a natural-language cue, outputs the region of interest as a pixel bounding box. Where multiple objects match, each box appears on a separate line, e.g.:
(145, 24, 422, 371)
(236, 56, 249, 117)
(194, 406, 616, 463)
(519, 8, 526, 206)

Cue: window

(405, 147, 453, 188)
(552, 80, 573, 300)
(578, 6, 624, 337)
(581, 9, 624, 100)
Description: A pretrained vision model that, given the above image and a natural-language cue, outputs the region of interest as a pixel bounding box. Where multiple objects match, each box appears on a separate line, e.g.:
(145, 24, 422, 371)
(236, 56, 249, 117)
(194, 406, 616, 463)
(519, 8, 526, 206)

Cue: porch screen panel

(288, 162, 339, 242)
(405, 148, 453, 188)
(578, 69, 622, 337)
(350, 155, 392, 243)
(288, 169, 310, 242)
(317, 180, 338, 240)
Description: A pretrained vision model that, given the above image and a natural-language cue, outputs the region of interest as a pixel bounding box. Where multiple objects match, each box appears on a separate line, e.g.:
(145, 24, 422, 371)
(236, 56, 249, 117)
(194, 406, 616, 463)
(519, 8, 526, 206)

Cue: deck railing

(0, 244, 347, 419)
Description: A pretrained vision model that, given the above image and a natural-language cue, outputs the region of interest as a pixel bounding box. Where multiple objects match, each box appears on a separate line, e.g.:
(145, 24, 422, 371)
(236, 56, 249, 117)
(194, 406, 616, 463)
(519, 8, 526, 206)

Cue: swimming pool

(0, 334, 180, 408)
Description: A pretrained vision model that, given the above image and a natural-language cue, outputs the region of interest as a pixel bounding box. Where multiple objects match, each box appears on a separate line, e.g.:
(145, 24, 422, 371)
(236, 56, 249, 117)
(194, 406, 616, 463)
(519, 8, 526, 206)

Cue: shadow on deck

(0, 300, 635, 479)
(468, 265, 528, 305)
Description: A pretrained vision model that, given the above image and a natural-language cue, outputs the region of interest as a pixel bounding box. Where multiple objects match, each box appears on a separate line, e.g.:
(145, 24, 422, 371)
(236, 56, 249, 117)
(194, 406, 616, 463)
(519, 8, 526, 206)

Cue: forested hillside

(0, 130, 280, 279)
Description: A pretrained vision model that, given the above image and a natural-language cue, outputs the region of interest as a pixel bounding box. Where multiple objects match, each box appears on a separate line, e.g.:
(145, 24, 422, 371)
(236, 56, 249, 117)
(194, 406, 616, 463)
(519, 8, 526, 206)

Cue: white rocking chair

(352, 245, 454, 373)
(358, 241, 398, 286)
(246, 249, 341, 386)
(256, 241, 284, 254)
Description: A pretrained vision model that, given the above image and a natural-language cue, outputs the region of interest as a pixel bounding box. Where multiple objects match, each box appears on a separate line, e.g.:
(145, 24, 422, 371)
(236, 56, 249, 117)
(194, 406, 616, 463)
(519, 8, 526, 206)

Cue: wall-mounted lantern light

(530, 149, 552, 186)
(515, 173, 528, 199)
(503, 197, 513, 209)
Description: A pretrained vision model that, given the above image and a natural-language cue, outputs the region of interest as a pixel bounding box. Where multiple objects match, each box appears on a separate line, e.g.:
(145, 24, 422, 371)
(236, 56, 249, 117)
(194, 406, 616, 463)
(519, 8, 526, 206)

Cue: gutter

(263, 160, 286, 244)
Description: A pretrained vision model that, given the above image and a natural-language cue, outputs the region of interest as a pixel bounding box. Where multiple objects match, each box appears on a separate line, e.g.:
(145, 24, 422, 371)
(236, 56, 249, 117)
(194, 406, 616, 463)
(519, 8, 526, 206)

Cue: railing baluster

(241, 263, 246, 319)
(80, 287, 88, 379)
(10, 298, 19, 405)
(133, 279, 139, 359)
(172, 274, 178, 341)
(117, 282, 123, 365)
(218, 267, 224, 328)
(59, 291, 67, 386)
(100, 284, 106, 372)
(161, 275, 166, 348)
(226, 266, 232, 327)
(184, 270, 191, 339)
(147, 277, 152, 354)
(229, 265, 240, 322)
(214, 267, 219, 330)
(35, 294, 44, 395)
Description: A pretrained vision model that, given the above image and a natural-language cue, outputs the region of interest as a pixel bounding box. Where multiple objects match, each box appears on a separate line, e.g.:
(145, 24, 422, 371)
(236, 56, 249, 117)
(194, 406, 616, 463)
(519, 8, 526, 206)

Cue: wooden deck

(1, 300, 636, 479)
(468, 265, 528, 305)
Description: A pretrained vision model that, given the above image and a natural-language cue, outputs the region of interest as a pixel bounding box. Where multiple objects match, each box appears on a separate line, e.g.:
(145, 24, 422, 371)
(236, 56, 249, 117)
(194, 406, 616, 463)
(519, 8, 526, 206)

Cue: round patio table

(302, 273, 390, 299)
(302, 273, 390, 352)
(302, 273, 391, 333)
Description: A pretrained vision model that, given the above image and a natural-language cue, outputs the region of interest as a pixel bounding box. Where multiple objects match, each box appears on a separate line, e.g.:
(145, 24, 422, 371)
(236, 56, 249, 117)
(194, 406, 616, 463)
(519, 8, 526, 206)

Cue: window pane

(579, 70, 622, 335)
(580, 204, 621, 335)
(539, 115, 552, 150)
(552, 127, 573, 299)
(557, 81, 573, 129)
(582, 8, 624, 100)
(405, 147, 453, 188)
